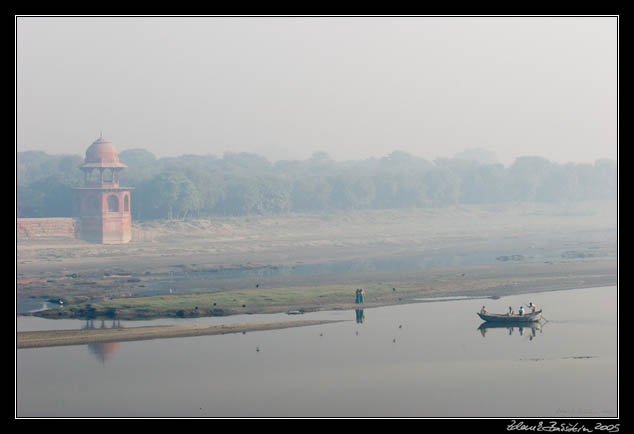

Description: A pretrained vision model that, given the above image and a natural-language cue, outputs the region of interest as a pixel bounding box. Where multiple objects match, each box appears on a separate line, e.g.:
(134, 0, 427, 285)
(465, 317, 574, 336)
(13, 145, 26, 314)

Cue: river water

(16, 285, 618, 418)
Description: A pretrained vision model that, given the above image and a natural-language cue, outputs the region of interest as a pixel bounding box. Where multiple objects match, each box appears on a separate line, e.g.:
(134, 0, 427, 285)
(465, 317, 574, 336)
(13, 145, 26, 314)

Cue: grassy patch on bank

(99, 285, 360, 314)
(35, 282, 423, 320)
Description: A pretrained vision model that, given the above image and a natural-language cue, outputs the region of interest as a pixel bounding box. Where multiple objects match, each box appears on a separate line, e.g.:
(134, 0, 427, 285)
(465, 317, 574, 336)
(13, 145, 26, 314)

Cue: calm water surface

(16, 286, 617, 418)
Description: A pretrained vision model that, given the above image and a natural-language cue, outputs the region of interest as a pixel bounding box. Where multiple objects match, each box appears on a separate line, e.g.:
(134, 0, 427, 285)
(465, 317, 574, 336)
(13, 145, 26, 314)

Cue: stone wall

(17, 218, 79, 239)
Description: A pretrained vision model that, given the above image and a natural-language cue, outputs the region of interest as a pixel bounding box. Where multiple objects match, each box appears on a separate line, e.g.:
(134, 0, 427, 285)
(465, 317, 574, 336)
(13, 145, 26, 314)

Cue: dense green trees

(17, 173, 81, 218)
(133, 171, 201, 220)
(16, 148, 618, 220)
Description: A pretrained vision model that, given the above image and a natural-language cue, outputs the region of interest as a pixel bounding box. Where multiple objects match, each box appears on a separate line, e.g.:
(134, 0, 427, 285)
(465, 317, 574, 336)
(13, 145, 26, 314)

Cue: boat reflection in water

(478, 321, 543, 340)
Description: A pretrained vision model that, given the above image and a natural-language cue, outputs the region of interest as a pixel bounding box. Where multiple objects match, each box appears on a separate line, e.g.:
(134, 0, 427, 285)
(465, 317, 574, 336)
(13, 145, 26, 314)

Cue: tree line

(16, 149, 617, 220)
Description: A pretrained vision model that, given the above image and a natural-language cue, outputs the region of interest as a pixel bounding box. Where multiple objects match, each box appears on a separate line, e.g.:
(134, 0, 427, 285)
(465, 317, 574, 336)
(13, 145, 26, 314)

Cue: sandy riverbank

(16, 319, 344, 349)
(16, 203, 617, 346)
(17, 267, 616, 348)
(22, 258, 617, 320)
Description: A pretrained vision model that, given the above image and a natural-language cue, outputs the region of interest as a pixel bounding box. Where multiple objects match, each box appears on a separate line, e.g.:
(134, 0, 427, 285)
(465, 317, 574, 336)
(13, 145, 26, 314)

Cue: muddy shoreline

(16, 203, 617, 345)
(16, 263, 616, 348)
(21, 259, 617, 320)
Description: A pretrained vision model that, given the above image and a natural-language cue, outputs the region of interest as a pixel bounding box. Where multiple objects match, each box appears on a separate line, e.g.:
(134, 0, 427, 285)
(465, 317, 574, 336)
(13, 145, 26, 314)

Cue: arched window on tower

(86, 169, 99, 185)
(103, 169, 114, 183)
(107, 195, 119, 212)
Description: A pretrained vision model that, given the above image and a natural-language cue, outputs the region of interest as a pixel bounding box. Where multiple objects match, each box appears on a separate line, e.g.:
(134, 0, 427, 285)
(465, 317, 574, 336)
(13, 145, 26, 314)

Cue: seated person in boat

(480, 306, 487, 314)
(519, 306, 525, 316)
(508, 306, 513, 316)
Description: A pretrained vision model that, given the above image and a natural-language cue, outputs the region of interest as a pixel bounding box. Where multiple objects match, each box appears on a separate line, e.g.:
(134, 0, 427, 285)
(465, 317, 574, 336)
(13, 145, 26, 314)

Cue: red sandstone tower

(73, 134, 133, 244)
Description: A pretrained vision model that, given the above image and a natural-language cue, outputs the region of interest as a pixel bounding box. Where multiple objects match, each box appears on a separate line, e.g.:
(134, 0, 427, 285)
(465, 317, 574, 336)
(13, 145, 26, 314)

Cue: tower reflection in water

(84, 319, 123, 364)
(478, 321, 543, 341)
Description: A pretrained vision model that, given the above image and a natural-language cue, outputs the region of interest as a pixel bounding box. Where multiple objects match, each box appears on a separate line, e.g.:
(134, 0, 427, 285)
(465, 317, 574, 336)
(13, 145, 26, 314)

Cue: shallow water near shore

(118, 248, 617, 297)
(16, 285, 617, 418)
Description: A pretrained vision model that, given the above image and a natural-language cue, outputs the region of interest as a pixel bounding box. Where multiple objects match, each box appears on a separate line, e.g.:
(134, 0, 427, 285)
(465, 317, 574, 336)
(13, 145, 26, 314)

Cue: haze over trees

(16, 149, 617, 220)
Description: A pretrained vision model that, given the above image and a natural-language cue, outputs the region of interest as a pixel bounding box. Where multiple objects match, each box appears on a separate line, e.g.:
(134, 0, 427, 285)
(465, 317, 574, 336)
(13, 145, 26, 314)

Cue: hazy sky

(16, 16, 618, 166)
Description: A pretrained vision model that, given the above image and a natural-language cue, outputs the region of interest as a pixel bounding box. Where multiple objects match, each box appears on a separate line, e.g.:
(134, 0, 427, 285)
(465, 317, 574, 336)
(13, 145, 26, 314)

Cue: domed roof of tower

(82, 133, 127, 168)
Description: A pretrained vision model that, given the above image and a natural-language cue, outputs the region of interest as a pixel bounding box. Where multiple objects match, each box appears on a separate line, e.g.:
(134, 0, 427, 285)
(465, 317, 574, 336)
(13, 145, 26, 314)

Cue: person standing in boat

(508, 306, 513, 316)
(528, 302, 537, 313)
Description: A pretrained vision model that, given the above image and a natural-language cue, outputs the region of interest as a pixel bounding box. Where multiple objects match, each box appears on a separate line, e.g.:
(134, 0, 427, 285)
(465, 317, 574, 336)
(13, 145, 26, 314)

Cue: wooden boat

(477, 309, 542, 323)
